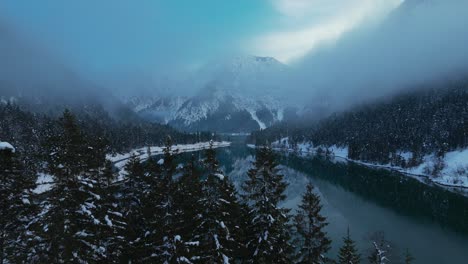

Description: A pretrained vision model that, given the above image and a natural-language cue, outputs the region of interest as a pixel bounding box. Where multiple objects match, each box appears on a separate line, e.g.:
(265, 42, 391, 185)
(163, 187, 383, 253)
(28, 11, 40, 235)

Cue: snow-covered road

(107, 141, 231, 170)
(34, 141, 231, 194)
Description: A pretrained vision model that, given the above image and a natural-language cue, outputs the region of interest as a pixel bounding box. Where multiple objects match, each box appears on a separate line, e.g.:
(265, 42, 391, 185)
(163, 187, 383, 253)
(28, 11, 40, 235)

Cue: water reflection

(174, 144, 468, 263)
(280, 154, 468, 235)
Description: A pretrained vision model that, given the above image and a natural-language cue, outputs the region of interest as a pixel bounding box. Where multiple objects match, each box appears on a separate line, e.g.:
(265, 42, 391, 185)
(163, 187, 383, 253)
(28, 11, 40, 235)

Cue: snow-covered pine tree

(368, 241, 389, 264)
(194, 141, 244, 263)
(36, 110, 113, 262)
(294, 184, 331, 264)
(337, 228, 360, 264)
(120, 154, 148, 262)
(92, 159, 127, 262)
(218, 172, 248, 263)
(148, 136, 189, 263)
(176, 155, 204, 259)
(367, 233, 390, 264)
(0, 144, 38, 263)
(76, 129, 127, 261)
(138, 155, 164, 261)
(242, 145, 293, 264)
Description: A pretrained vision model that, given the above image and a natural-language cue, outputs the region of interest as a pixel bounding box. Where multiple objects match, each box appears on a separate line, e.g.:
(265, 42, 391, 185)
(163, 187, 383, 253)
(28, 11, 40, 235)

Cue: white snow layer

(248, 110, 266, 130)
(269, 138, 468, 188)
(0, 141, 15, 152)
(108, 141, 231, 180)
(33, 173, 54, 194)
(214, 173, 225, 180)
(32, 142, 230, 194)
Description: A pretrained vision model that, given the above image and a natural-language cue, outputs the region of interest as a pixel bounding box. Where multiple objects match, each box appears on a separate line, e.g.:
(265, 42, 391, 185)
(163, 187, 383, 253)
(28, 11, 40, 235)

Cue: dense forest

(250, 79, 468, 167)
(0, 103, 213, 157)
(0, 110, 411, 263)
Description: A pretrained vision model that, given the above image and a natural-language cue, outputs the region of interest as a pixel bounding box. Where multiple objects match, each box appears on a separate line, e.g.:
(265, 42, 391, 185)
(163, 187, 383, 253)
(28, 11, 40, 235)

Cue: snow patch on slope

(123, 96, 187, 123)
(248, 110, 266, 130)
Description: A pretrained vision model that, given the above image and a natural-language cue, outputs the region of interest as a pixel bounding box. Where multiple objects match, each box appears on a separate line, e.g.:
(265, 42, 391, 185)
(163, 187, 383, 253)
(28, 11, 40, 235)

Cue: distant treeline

(0, 103, 215, 156)
(250, 79, 468, 166)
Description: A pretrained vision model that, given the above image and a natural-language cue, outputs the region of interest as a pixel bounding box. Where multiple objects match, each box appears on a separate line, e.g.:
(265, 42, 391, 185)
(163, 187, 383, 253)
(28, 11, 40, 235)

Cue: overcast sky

(2, 0, 468, 112)
(1, 0, 402, 75)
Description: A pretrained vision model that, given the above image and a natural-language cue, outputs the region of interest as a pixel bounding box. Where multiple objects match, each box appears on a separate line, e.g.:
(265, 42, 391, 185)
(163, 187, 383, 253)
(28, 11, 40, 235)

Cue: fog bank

(285, 0, 468, 112)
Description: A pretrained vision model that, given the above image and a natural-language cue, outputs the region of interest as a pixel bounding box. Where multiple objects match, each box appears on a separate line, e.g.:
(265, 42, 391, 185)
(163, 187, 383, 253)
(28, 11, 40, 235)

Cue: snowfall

(253, 138, 468, 189)
(33, 141, 231, 194)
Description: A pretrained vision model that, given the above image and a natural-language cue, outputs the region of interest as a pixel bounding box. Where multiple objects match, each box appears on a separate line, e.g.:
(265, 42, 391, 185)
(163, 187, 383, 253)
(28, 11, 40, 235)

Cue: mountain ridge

(122, 55, 292, 132)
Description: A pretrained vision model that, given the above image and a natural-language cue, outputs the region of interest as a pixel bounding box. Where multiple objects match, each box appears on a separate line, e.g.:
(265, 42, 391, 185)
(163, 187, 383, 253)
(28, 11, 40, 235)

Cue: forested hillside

(250, 79, 468, 166)
(0, 103, 213, 159)
(0, 111, 343, 263)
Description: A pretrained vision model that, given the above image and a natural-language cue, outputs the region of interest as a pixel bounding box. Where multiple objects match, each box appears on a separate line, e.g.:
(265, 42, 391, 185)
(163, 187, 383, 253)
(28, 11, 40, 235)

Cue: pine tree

(146, 136, 188, 263)
(158, 136, 183, 262)
(368, 242, 389, 264)
(0, 145, 38, 263)
(194, 141, 244, 263)
(218, 174, 248, 262)
(93, 159, 127, 262)
(368, 233, 390, 264)
(404, 248, 414, 264)
(176, 155, 204, 259)
(294, 184, 331, 264)
(120, 154, 148, 262)
(242, 146, 293, 263)
(36, 110, 111, 262)
(47, 109, 87, 176)
(338, 228, 360, 264)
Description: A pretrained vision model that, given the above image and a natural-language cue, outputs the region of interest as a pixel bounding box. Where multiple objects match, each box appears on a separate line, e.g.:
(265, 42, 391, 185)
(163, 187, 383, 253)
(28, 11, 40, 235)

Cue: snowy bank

(34, 141, 231, 193)
(404, 149, 468, 188)
(108, 141, 230, 169)
(262, 138, 468, 189)
(108, 141, 231, 180)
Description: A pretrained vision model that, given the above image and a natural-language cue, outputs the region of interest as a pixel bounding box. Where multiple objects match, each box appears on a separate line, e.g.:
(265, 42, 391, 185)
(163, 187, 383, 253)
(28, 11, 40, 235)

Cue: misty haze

(1, 1, 467, 263)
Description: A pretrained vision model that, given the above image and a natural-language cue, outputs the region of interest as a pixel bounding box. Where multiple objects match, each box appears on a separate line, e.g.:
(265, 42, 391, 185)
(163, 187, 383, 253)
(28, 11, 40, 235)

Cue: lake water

(174, 142, 468, 263)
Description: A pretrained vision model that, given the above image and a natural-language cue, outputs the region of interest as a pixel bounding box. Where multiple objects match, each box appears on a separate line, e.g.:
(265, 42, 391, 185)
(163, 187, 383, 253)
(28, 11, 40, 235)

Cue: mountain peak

(226, 55, 285, 67)
(209, 54, 286, 77)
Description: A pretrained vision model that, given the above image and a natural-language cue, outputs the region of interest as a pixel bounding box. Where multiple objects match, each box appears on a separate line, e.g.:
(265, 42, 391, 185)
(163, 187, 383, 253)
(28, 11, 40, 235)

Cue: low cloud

(278, 0, 468, 112)
(252, 0, 402, 63)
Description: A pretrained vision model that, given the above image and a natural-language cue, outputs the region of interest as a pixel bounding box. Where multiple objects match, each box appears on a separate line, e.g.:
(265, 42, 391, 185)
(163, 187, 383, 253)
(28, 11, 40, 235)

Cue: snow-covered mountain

(123, 95, 188, 124)
(123, 55, 294, 132)
(169, 85, 285, 132)
(197, 55, 287, 96)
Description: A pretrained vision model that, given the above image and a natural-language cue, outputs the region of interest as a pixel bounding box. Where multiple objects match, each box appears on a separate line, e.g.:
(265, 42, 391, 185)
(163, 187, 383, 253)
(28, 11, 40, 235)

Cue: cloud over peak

(252, 0, 403, 63)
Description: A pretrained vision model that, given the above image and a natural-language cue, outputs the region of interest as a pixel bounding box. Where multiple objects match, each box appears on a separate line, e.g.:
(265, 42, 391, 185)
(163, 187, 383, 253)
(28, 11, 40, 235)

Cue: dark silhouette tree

(294, 184, 331, 264)
(338, 227, 360, 264)
(37, 110, 112, 262)
(0, 144, 38, 263)
(404, 248, 414, 264)
(193, 141, 245, 263)
(242, 146, 293, 263)
(120, 154, 148, 263)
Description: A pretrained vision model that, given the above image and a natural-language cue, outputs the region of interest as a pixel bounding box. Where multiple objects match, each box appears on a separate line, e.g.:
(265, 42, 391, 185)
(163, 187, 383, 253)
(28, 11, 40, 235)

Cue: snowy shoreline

(34, 141, 231, 194)
(108, 141, 231, 170)
(248, 141, 468, 190)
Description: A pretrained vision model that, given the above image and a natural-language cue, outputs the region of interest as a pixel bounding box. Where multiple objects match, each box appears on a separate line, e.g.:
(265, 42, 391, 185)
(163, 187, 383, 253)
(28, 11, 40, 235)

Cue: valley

(2, 0, 468, 263)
